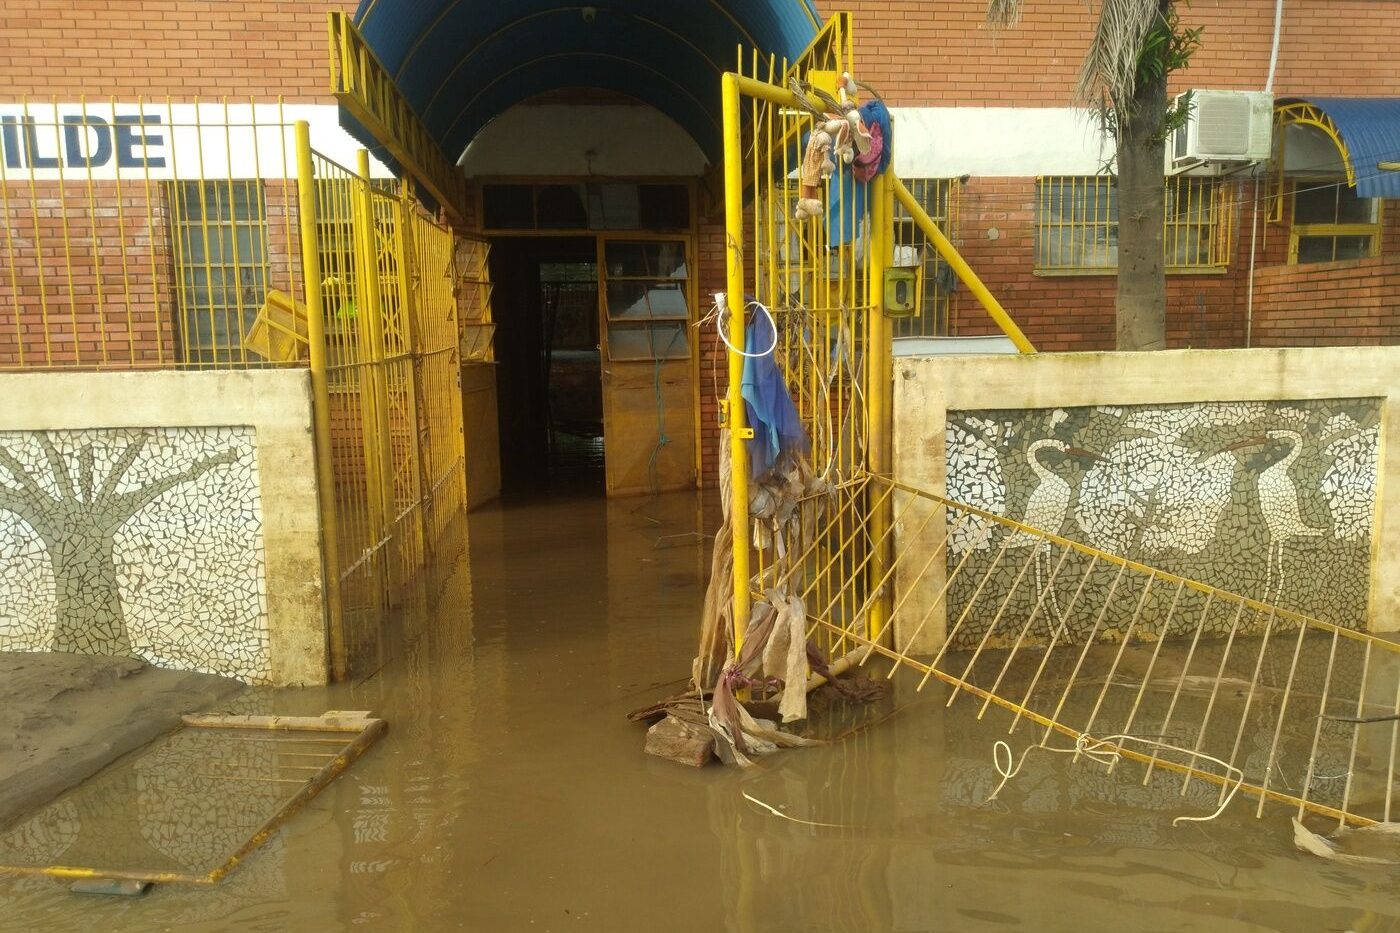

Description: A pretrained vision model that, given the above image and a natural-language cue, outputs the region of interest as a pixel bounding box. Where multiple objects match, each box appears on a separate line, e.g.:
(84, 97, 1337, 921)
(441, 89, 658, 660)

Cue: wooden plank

(603, 358, 696, 496)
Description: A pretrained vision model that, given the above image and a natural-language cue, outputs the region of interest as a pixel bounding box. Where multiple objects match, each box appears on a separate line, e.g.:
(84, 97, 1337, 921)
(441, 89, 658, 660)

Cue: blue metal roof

(347, 0, 821, 166)
(1293, 97, 1400, 198)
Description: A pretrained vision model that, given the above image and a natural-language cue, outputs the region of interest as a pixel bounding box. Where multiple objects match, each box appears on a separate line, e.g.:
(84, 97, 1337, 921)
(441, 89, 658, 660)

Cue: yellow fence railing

(297, 142, 467, 678)
(0, 98, 304, 370)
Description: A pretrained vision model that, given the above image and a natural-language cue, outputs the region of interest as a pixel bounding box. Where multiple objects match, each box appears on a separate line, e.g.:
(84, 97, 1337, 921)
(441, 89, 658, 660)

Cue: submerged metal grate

(0, 712, 385, 886)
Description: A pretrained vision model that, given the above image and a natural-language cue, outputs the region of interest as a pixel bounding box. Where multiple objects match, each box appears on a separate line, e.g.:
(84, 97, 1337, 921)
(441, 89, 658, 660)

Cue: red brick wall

(944, 176, 1248, 351)
(7, 1, 1393, 106)
(0, 176, 313, 370)
(0, 1, 350, 101)
(1250, 255, 1400, 345)
(829, 0, 1400, 105)
(0, 180, 177, 367)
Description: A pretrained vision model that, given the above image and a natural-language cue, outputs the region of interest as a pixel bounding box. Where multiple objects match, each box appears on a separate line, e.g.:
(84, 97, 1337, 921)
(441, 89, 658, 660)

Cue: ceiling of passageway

(349, 0, 821, 165)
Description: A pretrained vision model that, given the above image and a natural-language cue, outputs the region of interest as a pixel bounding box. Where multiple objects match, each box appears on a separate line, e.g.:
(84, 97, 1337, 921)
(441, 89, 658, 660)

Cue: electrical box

(883, 267, 917, 317)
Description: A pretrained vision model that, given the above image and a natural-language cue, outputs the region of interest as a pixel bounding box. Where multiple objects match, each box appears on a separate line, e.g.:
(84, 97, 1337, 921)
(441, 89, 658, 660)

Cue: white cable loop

(714, 293, 778, 359)
(988, 733, 1245, 827)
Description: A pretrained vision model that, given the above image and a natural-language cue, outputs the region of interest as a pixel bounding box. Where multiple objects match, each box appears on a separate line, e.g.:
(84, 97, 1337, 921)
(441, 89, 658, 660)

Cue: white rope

(713, 293, 778, 359)
(988, 733, 1246, 827)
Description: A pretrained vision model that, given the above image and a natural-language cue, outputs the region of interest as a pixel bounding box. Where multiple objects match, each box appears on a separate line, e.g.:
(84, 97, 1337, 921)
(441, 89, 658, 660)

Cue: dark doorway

(489, 237, 604, 494)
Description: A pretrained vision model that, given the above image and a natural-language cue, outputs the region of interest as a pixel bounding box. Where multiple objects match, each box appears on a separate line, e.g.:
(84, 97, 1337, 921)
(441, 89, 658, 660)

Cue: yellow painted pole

(394, 191, 431, 567)
(294, 121, 347, 681)
(355, 149, 397, 560)
(722, 72, 752, 657)
(892, 176, 1036, 354)
(866, 171, 892, 643)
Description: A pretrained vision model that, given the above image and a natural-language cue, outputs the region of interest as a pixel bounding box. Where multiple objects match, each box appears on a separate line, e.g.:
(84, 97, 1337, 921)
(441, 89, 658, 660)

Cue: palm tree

(988, 0, 1201, 350)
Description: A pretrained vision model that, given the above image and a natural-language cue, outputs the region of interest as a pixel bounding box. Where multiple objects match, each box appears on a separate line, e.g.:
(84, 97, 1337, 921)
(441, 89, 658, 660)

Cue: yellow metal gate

(718, 16, 1033, 667)
(294, 128, 471, 679)
(718, 20, 1400, 831)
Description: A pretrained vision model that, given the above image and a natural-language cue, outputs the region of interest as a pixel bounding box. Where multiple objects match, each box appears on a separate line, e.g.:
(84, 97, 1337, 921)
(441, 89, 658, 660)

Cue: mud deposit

(0, 652, 242, 831)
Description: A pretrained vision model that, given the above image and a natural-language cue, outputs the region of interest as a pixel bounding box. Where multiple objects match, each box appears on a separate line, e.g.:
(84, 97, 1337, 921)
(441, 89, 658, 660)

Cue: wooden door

(597, 237, 696, 496)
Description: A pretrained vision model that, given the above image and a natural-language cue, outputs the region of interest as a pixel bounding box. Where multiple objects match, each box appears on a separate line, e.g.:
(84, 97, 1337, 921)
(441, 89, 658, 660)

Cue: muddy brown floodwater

(4, 492, 1400, 932)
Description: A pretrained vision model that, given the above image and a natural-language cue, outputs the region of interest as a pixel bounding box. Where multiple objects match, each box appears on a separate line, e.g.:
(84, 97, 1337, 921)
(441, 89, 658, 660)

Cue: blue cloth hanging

(827, 165, 866, 248)
(740, 312, 809, 480)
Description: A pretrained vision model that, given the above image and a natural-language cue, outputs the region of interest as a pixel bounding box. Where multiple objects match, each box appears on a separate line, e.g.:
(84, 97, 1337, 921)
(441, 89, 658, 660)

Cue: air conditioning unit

(1169, 90, 1273, 173)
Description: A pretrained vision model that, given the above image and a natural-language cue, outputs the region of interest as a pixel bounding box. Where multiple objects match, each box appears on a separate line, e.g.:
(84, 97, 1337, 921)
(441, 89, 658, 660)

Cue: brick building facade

(2, 0, 1396, 489)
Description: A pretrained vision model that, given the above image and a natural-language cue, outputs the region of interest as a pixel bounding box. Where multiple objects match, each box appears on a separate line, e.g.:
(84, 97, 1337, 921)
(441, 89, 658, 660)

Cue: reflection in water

(3, 493, 1400, 931)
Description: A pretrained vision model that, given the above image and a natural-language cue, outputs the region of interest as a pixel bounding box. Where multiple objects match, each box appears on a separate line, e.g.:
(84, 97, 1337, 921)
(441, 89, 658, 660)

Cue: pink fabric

(852, 122, 884, 184)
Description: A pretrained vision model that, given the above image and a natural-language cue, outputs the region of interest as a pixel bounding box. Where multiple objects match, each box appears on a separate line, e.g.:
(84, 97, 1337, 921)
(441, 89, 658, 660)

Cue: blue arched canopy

(347, 0, 821, 165)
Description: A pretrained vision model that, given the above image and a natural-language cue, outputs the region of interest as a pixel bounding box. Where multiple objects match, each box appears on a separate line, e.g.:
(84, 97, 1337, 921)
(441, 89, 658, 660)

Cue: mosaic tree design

(0, 431, 238, 655)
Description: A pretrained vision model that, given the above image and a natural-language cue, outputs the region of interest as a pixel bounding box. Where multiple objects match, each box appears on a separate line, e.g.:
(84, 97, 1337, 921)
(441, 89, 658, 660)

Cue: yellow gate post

(393, 184, 432, 566)
(866, 169, 893, 643)
(722, 71, 753, 657)
(353, 150, 397, 589)
(294, 121, 348, 681)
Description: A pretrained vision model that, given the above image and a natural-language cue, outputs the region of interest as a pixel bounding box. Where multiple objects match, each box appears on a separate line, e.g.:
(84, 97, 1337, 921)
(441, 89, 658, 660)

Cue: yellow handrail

(893, 176, 1036, 353)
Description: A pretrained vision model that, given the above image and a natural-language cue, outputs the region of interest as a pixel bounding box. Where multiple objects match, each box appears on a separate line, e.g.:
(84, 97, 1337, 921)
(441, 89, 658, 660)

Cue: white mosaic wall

(0, 426, 269, 681)
(946, 399, 1381, 627)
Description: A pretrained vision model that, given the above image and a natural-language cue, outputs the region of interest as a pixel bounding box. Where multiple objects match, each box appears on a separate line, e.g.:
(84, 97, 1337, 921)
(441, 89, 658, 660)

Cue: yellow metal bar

(353, 151, 391, 554)
(327, 11, 467, 223)
(721, 72, 752, 657)
(893, 176, 1035, 353)
(394, 189, 431, 564)
(206, 718, 387, 883)
(866, 171, 892, 643)
(294, 121, 348, 681)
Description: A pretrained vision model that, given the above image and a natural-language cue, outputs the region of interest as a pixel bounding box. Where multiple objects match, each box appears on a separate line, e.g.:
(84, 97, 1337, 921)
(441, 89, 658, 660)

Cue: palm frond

(1073, 0, 1161, 109)
(985, 0, 1023, 28)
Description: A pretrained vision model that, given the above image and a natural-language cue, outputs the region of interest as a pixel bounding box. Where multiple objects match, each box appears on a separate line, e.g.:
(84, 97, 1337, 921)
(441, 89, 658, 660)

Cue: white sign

(0, 102, 392, 180)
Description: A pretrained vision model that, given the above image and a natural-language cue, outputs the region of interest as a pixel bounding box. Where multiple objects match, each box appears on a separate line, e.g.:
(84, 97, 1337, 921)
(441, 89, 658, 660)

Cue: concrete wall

(893, 346, 1400, 653)
(0, 369, 326, 685)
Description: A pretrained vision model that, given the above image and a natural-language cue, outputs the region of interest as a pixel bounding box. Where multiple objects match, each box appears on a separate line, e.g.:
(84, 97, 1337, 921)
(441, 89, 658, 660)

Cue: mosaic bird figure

(1007, 438, 1104, 625)
(1221, 429, 1323, 605)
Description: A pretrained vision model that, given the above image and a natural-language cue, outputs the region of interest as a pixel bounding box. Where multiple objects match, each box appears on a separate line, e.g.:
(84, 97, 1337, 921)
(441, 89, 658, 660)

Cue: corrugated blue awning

(1289, 97, 1400, 198)
(346, 0, 821, 167)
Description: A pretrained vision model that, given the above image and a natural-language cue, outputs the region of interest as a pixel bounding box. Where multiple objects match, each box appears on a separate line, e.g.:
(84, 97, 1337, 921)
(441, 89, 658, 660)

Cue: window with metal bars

(892, 178, 960, 337)
(168, 180, 270, 365)
(1034, 175, 1232, 274)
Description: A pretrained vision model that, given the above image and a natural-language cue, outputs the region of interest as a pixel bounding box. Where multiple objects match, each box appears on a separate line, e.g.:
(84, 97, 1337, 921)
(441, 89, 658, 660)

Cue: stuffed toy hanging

(792, 72, 874, 224)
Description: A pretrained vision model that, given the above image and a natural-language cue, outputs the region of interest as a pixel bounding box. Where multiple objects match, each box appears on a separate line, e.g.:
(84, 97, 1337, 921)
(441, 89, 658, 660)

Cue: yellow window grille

(1035, 175, 1234, 274)
(891, 178, 960, 337)
(168, 179, 271, 366)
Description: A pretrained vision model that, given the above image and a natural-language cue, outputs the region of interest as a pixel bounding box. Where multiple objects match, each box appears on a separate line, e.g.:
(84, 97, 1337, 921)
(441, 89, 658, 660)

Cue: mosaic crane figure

(1007, 438, 1103, 624)
(1224, 429, 1323, 605)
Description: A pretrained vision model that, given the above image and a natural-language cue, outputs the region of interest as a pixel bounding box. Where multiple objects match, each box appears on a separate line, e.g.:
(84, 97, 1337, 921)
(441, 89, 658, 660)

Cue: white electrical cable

(714, 293, 778, 359)
(1264, 0, 1284, 93)
(988, 733, 1246, 827)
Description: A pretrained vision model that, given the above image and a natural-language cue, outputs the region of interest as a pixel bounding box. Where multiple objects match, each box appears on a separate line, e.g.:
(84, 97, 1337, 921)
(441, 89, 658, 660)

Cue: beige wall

(893, 347, 1400, 652)
(0, 369, 326, 685)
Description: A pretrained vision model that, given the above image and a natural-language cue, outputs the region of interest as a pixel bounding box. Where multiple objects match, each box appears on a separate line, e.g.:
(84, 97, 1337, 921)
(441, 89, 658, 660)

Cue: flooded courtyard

(3, 493, 1400, 932)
